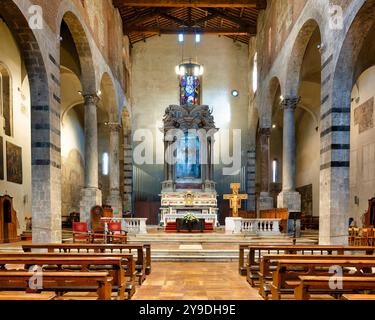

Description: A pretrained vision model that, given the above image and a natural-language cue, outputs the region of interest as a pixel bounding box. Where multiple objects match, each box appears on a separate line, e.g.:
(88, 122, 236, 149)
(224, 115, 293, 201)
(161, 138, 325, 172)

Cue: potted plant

(182, 213, 199, 231)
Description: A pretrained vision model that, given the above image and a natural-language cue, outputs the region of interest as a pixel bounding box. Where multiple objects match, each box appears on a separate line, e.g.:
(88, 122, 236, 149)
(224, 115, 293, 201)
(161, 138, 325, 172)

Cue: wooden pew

(0, 292, 56, 300)
(23, 243, 152, 284)
(270, 259, 375, 300)
(258, 254, 375, 299)
(239, 244, 375, 278)
(295, 276, 375, 300)
(0, 252, 137, 299)
(0, 256, 127, 300)
(343, 294, 375, 300)
(0, 271, 112, 300)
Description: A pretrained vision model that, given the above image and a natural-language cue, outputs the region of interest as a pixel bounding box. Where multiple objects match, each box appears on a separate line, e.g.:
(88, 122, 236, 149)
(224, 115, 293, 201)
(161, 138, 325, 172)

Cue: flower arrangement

(183, 213, 199, 224)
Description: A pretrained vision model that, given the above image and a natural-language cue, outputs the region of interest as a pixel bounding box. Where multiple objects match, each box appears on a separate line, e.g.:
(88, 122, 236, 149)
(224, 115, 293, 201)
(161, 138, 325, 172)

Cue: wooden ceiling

(113, 0, 267, 45)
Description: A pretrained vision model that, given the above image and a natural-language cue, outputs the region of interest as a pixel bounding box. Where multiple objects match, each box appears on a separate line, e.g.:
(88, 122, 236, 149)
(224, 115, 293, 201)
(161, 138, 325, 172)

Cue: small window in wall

(272, 159, 278, 183)
(252, 53, 258, 94)
(102, 153, 109, 176)
(0, 64, 13, 137)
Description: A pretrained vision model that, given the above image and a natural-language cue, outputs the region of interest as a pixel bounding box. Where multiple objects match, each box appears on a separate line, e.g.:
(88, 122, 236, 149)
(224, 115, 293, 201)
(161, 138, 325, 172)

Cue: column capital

(108, 122, 122, 132)
(281, 96, 300, 111)
(83, 94, 100, 105)
(258, 127, 272, 137)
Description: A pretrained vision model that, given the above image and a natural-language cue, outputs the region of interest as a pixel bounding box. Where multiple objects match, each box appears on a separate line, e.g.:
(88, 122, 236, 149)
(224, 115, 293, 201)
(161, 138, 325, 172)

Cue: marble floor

(132, 262, 262, 300)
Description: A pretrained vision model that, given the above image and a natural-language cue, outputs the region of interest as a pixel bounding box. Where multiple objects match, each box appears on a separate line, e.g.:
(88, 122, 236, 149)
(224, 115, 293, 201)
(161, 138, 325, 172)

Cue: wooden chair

(107, 222, 128, 244)
(72, 222, 91, 243)
(353, 228, 362, 246)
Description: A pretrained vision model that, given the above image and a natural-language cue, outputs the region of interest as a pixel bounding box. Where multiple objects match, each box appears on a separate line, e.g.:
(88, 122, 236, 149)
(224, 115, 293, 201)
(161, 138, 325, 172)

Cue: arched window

(252, 52, 258, 93)
(102, 152, 109, 176)
(0, 63, 12, 137)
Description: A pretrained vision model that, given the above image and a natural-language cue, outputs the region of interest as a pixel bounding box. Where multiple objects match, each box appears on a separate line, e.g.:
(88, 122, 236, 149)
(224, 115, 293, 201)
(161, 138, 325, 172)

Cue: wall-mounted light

(231, 90, 239, 97)
(272, 124, 277, 129)
(195, 33, 201, 43)
(97, 90, 102, 97)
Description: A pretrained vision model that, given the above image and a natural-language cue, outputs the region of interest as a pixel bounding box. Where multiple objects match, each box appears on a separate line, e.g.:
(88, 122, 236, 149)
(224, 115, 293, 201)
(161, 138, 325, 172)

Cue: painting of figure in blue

(176, 133, 201, 179)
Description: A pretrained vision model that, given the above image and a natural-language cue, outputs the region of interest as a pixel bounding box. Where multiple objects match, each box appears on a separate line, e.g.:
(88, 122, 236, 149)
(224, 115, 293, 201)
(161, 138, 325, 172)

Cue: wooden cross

(223, 183, 248, 218)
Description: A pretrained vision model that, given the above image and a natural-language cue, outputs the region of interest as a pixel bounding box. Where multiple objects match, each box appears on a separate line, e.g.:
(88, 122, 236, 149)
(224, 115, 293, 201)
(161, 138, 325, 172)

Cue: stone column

(277, 96, 301, 235)
(108, 123, 123, 217)
(80, 94, 102, 224)
(247, 148, 256, 211)
(258, 128, 274, 210)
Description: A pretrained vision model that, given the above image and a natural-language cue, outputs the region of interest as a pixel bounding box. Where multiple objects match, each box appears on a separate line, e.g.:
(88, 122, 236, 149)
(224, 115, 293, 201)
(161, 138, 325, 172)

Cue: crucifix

(223, 183, 248, 218)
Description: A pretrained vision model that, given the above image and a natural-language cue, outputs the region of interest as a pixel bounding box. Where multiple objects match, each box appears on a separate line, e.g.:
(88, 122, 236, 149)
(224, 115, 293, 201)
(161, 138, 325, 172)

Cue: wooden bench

(0, 271, 112, 300)
(239, 244, 375, 277)
(343, 294, 375, 300)
(0, 252, 137, 299)
(0, 256, 127, 300)
(258, 254, 375, 299)
(270, 259, 375, 300)
(295, 276, 375, 300)
(23, 243, 152, 284)
(0, 292, 56, 300)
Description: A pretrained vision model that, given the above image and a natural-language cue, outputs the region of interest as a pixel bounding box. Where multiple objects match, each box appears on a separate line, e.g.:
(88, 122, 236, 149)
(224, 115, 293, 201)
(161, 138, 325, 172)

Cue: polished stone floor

(132, 262, 262, 300)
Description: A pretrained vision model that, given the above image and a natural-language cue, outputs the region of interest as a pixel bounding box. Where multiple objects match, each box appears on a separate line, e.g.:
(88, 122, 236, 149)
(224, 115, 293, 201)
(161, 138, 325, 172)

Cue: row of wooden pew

(0, 243, 152, 300)
(239, 244, 375, 300)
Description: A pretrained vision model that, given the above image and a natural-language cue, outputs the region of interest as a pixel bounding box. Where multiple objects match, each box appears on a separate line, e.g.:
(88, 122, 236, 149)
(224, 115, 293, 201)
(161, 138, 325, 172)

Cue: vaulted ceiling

(113, 0, 267, 45)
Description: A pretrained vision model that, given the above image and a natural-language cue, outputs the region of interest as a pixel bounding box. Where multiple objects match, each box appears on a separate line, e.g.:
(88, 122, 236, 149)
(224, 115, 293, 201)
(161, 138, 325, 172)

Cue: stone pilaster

(123, 124, 133, 213)
(80, 94, 102, 224)
(108, 123, 123, 217)
(247, 148, 256, 211)
(277, 96, 301, 235)
(258, 128, 274, 210)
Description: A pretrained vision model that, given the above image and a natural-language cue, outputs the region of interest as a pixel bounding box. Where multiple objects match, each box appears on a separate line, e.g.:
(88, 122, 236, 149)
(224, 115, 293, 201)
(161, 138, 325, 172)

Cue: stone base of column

(258, 193, 274, 211)
(123, 193, 132, 213)
(32, 228, 62, 244)
(277, 191, 302, 236)
(108, 190, 123, 218)
(247, 195, 256, 211)
(80, 188, 102, 226)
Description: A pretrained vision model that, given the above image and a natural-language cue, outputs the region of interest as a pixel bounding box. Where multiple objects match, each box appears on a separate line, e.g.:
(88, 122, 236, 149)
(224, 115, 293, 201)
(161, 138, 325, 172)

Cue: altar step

(151, 249, 239, 262)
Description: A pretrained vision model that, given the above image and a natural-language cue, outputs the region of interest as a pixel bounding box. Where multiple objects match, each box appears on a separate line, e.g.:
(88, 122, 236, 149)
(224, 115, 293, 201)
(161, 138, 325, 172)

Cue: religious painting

(354, 97, 374, 134)
(176, 132, 201, 180)
(180, 75, 201, 106)
(0, 137, 3, 180)
(6, 142, 22, 185)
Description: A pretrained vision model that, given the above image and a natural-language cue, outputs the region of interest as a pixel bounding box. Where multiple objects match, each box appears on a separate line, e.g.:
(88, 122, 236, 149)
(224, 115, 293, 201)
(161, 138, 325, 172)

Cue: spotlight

(195, 34, 201, 43)
(231, 90, 239, 97)
(178, 33, 184, 43)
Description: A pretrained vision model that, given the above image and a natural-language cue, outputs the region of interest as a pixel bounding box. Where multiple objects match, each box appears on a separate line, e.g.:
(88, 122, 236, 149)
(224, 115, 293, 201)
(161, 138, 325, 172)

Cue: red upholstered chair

(72, 222, 91, 243)
(108, 222, 128, 244)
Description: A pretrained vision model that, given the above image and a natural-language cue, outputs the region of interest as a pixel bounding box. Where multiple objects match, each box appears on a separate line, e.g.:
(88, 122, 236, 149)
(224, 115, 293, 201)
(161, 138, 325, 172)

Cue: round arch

(58, 9, 97, 94)
(285, 19, 322, 96)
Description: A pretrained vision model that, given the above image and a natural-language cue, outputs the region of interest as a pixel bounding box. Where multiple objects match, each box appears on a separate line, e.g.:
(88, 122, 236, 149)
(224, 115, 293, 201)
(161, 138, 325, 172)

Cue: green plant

(183, 213, 199, 224)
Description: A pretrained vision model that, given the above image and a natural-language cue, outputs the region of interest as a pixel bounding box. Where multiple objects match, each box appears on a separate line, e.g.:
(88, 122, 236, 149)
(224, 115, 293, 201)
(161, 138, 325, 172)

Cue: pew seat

(295, 276, 375, 300)
(0, 271, 113, 300)
(0, 292, 56, 300)
(343, 294, 375, 300)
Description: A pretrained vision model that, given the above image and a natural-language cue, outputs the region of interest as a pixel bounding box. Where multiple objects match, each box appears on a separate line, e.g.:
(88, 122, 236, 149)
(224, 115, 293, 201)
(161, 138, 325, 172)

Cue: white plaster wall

(0, 20, 32, 232)
(350, 66, 375, 226)
(296, 81, 321, 217)
(132, 35, 250, 192)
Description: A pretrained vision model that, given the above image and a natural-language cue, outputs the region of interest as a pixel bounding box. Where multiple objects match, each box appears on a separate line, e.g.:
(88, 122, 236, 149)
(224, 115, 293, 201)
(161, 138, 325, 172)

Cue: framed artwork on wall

(6, 141, 22, 184)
